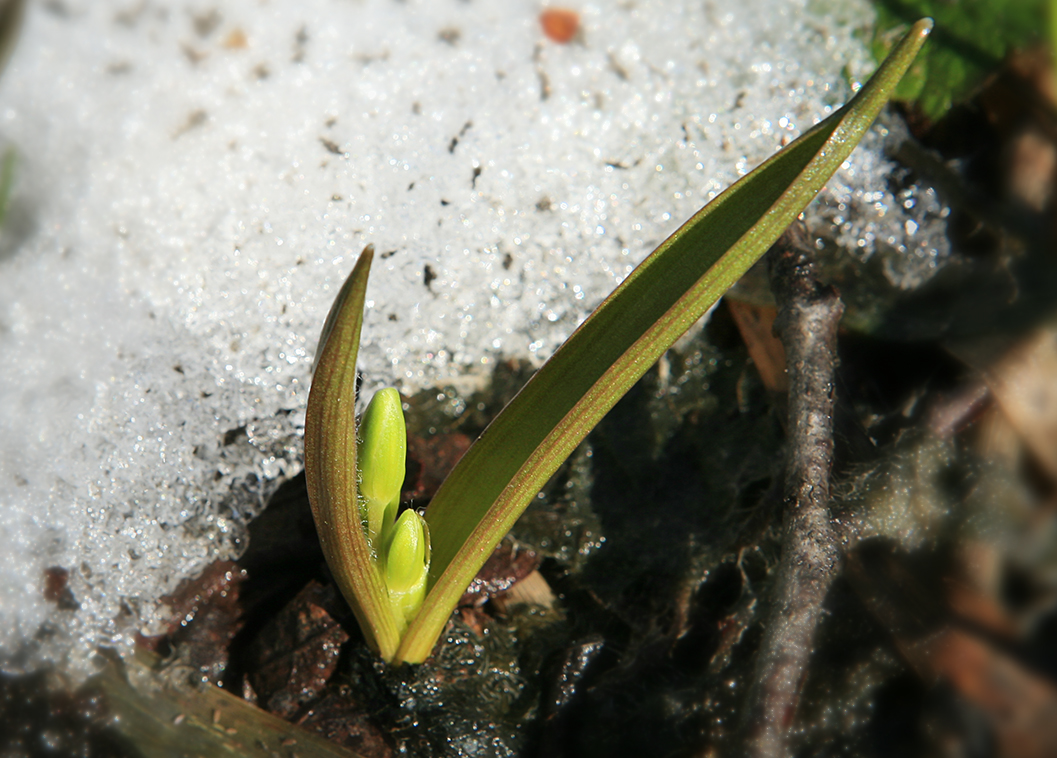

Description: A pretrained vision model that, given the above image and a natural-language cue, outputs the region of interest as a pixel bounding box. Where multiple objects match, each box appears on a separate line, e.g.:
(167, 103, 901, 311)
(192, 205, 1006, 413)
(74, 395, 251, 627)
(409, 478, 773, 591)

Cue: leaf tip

(913, 17, 934, 40)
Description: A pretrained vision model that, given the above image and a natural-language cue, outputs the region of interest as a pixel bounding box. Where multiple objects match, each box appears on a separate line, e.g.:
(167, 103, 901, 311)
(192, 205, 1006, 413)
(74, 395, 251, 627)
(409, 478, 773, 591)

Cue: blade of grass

(304, 245, 401, 661)
(395, 19, 933, 665)
(0, 147, 15, 229)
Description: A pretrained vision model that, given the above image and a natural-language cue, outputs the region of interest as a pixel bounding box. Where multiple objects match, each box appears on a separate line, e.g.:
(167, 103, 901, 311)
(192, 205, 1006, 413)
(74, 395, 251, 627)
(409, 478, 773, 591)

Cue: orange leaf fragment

(726, 299, 787, 394)
(222, 28, 248, 50)
(540, 8, 579, 44)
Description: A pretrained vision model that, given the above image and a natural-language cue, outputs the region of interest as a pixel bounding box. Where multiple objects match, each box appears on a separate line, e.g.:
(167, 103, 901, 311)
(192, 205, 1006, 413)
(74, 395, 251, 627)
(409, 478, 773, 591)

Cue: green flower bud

(357, 387, 406, 552)
(385, 509, 430, 628)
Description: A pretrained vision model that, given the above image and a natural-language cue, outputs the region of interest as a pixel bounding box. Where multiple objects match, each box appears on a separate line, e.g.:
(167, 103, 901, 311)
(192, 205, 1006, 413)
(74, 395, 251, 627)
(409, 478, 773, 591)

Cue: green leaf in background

(871, 0, 1047, 121)
(1051, 0, 1057, 90)
(0, 0, 25, 79)
(392, 19, 934, 665)
(99, 650, 365, 758)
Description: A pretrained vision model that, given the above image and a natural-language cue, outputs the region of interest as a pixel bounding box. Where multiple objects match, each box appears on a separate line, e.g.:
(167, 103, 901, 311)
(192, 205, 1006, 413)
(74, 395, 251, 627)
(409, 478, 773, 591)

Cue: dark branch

(739, 223, 844, 758)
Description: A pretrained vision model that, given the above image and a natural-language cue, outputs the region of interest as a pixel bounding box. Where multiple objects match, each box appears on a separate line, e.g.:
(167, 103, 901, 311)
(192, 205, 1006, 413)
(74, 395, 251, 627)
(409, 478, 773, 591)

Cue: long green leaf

(99, 649, 365, 758)
(395, 19, 933, 664)
(304, 245, 402, 660)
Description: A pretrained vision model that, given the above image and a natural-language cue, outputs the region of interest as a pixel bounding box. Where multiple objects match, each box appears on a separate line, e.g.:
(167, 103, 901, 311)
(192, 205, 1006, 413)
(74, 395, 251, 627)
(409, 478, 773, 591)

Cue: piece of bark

(739, 224, 844, 758)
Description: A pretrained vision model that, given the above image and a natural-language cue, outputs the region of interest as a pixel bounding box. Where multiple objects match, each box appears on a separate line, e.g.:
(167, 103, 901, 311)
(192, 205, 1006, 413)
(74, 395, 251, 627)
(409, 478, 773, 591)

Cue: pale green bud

(385, 509, 430, 628)
(358, 388, 407, 504)
(357, 388, 406, 552)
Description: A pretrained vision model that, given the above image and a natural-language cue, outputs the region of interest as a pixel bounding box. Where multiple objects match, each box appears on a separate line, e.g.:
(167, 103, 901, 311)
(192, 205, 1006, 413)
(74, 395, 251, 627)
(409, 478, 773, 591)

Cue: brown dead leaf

(944, 541, 1019, 639)
(849, 544, 1057, 758)
(1007, 126, 1056, 212)
(979, 327, 1057, 480)
(246, 581, 349, 719)
(726, 299, 787, 393)
(404, 432, 472, 503)
(902, 629, 1057, 758)
(138, 559, 247, 684)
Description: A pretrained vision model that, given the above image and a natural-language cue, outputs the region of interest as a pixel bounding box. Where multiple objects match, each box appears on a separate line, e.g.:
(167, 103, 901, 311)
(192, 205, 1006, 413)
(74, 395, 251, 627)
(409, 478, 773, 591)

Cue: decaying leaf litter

(5, 4, 1057, 758)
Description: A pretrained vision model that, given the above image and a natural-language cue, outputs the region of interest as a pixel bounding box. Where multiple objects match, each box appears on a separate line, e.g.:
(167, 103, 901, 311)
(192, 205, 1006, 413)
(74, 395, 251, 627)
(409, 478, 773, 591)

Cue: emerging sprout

(356, 387, 430, 630)
(357, 387, 406, 553)
(304, 21, 931, 663)
(385, 509, 431, 629)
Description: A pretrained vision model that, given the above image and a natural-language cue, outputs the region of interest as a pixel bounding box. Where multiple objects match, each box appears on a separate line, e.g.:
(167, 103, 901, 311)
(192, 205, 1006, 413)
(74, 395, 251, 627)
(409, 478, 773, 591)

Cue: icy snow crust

(0, 0, 946, 672)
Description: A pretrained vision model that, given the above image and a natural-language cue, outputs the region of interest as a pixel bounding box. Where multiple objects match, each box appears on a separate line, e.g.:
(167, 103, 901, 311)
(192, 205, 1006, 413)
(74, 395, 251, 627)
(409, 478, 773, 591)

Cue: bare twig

(738, 223, 844, 758)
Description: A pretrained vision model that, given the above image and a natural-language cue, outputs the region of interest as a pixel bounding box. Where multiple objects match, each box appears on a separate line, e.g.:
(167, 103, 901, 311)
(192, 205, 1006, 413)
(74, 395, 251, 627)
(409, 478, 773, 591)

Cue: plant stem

(738, 223, 844, 758)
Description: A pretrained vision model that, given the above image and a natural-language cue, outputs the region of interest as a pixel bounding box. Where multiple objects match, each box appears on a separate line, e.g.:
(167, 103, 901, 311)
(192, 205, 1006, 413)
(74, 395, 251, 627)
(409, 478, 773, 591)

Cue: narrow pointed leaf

(304, 245, 401, 660)
(394, 19, 933, 664)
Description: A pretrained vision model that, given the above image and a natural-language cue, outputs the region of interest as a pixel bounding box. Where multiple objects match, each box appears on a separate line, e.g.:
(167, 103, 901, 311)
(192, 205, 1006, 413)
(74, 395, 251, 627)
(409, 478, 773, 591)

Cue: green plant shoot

(358, 387, 407, 554)
(386, 509, 431, 630)
(304, 19, 933, 664)
(356, 386, 432, 630)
